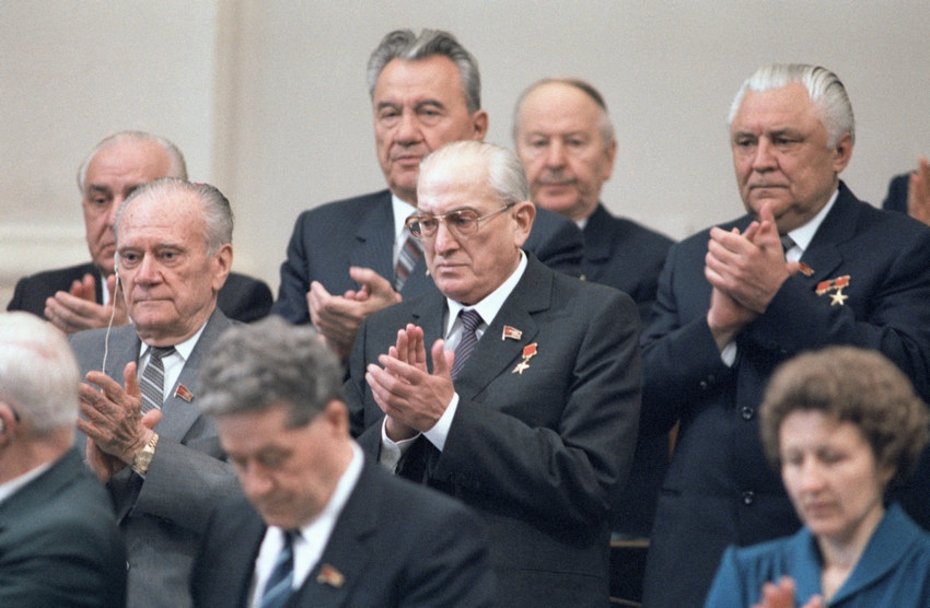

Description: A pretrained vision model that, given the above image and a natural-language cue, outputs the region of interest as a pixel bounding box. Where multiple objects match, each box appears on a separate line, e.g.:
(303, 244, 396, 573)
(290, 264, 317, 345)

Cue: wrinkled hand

(308, 267, 401, 360)
(752, 576, 824, 608)
(45, 273, 128, 334)
(907, 156, 930, 227)
(366, 324, 455, 441)
(78, 362, 161, 477)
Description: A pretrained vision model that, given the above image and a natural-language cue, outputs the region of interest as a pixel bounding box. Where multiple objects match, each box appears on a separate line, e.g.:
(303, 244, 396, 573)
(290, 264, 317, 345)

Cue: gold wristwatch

(131, 432, 160, 476)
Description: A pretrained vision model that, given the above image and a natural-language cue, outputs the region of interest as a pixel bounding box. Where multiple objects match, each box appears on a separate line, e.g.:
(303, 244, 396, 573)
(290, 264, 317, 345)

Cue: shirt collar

(785, 187, 839, 253)
(0, 461, 52, 505)
(140, 321, 207, 362)
(391, 193, 417, 244)
(445, 250, 527, 336)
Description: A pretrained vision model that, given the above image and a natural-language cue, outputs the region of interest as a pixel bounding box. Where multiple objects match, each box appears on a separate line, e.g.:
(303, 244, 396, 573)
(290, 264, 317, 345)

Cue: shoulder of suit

(296, 189, 391, 221)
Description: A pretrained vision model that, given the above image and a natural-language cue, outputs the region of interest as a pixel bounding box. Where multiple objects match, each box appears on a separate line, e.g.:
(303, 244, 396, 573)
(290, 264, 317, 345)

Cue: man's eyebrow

(88, 184, 113, 194)
(414, 99, 445, 110)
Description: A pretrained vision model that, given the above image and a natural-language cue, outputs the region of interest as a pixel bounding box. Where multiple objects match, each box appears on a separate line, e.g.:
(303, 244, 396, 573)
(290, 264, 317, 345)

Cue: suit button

(742, 490, 755, 505)
(741, 406, 755, 420)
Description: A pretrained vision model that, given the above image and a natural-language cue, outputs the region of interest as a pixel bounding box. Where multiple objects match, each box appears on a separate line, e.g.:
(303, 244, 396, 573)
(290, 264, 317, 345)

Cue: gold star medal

(512, 343, 538, 375)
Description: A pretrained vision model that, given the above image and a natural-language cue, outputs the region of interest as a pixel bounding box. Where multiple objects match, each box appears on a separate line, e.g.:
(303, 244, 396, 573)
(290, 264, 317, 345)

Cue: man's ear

(0, 403, 19, 445)
(211, 244, 234, 293)
(511, 200, 536, 248)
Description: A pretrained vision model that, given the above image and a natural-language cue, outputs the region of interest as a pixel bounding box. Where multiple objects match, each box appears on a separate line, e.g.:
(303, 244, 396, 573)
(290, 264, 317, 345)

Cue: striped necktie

(394, 233, 423, 291)
(450, 309, 482, 379)
(140, 346, 175, 413)
(260, 530, 298, 608)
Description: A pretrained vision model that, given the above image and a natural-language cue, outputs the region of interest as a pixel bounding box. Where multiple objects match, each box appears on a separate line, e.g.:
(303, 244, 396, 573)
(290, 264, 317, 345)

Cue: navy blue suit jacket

(191, 458, 498, 608)
(640, 182, 930, 607)
(7, 262, 272, 323)
(581, 203, 673, 538)
(346, 254, 641, 608)
(272, 189, 584, 324)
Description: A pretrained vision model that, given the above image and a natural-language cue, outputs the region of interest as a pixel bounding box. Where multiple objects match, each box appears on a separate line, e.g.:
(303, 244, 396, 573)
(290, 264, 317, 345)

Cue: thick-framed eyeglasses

(405, 203, 515, 239)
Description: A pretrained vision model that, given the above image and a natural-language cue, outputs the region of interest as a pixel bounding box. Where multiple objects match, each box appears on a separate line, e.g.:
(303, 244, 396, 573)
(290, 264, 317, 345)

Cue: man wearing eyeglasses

(271, 29, 583, 361)
(345, 140, 642, 608)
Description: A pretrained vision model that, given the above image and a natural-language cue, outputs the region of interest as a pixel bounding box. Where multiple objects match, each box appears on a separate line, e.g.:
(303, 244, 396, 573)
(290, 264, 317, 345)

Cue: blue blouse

(704, 504, 930, 607)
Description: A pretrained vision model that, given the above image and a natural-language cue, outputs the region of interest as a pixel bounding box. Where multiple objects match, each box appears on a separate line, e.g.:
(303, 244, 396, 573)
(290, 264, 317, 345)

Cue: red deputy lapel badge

(798, 262, 814, 277)
(317, 563, 345, 588)
(174, 384, 194, 402)
(512, 343, 538, 375)
(502, 325, 522, 341)
(816, 275, 850, 306)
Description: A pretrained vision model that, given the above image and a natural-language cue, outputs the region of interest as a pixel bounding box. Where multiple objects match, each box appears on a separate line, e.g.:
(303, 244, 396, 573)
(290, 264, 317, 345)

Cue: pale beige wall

(4, 1, 928, 305)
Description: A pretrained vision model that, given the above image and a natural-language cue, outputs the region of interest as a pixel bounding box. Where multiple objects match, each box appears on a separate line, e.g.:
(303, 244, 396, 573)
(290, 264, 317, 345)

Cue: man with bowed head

(191, 316, 497, 608)
(640, 63, 930, 607)
(7, 130, 272, 330)
(69, 178, 242, 608)
(346, 140, 642, 607)
(0, 312, 126, 607)
(273, 29, 583, 361)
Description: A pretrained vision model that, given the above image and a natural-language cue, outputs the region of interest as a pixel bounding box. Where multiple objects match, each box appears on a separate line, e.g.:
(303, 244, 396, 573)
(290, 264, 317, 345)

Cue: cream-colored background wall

(3, 1, 928, 305)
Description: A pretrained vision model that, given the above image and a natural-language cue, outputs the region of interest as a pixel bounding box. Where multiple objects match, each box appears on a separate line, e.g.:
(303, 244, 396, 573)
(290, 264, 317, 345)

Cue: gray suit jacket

(70, 308, 239, 608)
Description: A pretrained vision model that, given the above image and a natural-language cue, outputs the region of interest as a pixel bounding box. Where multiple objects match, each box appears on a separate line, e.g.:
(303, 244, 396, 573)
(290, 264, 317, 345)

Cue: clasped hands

(308, 266, 401, 361)
(45, 273, 127, 335)
(704, 202, 801, 350)
(78, 362, 161, 482)
(365, 323, 455, 442)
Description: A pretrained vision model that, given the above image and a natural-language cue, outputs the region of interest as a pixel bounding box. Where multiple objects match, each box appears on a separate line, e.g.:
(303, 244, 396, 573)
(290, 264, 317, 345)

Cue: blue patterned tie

(260, 530, 298, 608)
(140, 346, 175, 413)
(450, 309, 482, 379)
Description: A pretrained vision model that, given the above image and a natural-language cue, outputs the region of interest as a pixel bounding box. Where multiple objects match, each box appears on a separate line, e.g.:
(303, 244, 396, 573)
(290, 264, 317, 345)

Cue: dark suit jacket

(346, 254, 642, 608)
(639, 182, 930, 607)
(0, 448, 126, 608)
(69, 308, 240, 608)
(883, 172, 910, 214)
(7, 262, 273, 323)
(191, 457, 498, 608)
(581, 203, 674, 539)
(272, 189, 584, 324)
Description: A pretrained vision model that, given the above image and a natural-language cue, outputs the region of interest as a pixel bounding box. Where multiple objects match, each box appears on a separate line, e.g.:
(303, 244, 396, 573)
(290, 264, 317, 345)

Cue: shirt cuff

(378, 419, 420, 473)
(721, 341, 738, 367)
(423, 392, 459, 452)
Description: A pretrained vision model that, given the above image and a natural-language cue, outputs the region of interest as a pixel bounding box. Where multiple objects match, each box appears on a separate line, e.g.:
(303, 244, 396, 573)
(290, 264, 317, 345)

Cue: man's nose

(752, 139, 777, 171)
(545, 140, 567, 168)
(396, 111, 422, 144)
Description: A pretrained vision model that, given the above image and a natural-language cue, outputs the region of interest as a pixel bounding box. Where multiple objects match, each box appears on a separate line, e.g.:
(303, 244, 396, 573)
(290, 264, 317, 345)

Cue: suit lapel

(453, 256, 552, 401)
(290, 463, 381, 607)
(796, 184, 861, 286)
(157, 309, 234, 442)
(349, 191, 396, 284)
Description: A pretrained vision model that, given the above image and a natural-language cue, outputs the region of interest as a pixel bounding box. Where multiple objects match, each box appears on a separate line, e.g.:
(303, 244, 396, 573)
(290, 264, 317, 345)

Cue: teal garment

(704, 504, 930, 607)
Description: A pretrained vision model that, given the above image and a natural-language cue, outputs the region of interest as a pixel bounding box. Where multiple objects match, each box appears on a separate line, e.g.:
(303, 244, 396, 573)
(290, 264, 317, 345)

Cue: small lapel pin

(174, 384, 194, 402)
(798, 262, 814, 277)
(502, 325, 522, 341)
(317, 563, 345, 588)
(512, 343, 538, 375)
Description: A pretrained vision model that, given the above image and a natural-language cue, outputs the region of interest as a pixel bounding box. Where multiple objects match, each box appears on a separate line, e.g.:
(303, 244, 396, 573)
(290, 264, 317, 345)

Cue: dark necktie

(394, 233, 423, 291)
(450, 309, 482, 379)
(780, 234, 796, 256)
(260, 530, 298, 608)
(140, 346, 176, 413)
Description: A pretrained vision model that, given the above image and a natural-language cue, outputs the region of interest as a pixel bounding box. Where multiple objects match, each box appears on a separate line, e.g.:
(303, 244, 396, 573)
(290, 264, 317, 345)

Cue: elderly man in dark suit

(346, 140, 641, 607)
(70, 178, 241, 608)
(272, 29, 583, 361)
(191, 316, 497, 608)
(7, 131, 272, 329)
(640, 63, 930, 607)
(513, 78, 673, 545)
(0, 312, 126, 607)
